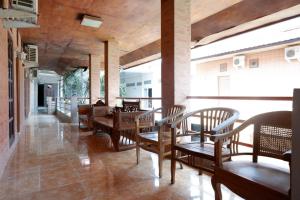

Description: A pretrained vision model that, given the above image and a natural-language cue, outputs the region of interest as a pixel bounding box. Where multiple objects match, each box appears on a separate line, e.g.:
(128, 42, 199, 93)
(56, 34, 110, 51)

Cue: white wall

(120, 71, 161, 109)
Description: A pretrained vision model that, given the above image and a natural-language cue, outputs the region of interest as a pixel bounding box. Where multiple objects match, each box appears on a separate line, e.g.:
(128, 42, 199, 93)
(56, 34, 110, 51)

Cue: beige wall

(0, 20, 25, 176)
(190, 47, 300, 119)
(192, 48, 300, 97)
(89, 54, 101, 104)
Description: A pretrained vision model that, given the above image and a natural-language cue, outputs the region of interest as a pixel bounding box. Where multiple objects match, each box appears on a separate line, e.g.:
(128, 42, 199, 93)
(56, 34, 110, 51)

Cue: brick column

(104, 40, 120, 106)
(161, 0, 191, 114)
(292, 89, 300, 199)
(89, 54, 101, 104)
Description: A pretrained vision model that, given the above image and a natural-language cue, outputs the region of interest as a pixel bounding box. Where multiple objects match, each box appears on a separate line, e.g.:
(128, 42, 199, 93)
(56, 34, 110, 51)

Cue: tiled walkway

(0, 115, 242, 200)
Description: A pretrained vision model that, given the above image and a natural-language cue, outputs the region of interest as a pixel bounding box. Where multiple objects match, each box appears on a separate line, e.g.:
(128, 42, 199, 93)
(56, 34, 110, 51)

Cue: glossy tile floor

(0, 115, 243, 200)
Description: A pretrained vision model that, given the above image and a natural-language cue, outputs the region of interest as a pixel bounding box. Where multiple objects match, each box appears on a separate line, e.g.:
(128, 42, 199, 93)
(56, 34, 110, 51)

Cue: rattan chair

(170, 107, 239, 183)
(135, 105, 186, 178)
(211, 111, 292, 200)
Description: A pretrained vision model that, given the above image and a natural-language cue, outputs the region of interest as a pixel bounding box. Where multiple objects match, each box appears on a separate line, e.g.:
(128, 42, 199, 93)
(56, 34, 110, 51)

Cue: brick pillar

(161, 0, 191, 114)
(104, 40, 119, 106)
(292, 89, 300, 199)
(89, 54, 101, 104)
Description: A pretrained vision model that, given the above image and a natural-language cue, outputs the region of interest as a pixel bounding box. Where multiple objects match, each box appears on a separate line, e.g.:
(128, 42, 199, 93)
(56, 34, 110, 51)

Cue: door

(218, 76, 230, 96)
(148, 88, 152, 108)
(38, 84, 45, 107)
(8, 35, 14, 146)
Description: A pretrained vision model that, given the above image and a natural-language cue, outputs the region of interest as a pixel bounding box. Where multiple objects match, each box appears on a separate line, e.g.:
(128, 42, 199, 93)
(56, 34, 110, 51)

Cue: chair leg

(136, 146, 140, 164)
(171, 151, 176, 184)
(211, 175, 222, 200)
(136, 141, 140, 165)
(158, 152, 163, 178)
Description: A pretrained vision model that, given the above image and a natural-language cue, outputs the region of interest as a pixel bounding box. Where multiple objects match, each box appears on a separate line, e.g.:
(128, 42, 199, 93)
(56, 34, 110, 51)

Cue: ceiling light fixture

(81, 15, 102, 28)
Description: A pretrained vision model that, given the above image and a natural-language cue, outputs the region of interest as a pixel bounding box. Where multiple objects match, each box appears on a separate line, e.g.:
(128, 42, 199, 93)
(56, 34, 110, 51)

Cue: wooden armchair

(170, 107, 239, 184)
(211, 111, 292, 200)
(135, 105, 186, 178)
(78, 104, 93, 130)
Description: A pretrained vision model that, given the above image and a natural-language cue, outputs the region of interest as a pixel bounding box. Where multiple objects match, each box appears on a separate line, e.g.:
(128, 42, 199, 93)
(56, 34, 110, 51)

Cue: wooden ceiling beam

(120, 0, 300, 67)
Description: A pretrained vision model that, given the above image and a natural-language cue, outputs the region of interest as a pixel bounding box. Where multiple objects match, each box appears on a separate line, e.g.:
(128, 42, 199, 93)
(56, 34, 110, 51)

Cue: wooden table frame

(93, 111, 149, 151)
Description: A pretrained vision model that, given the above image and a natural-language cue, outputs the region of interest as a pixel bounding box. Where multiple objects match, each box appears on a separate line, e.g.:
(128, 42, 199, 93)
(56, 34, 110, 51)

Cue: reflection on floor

(0, 115, 243, 200)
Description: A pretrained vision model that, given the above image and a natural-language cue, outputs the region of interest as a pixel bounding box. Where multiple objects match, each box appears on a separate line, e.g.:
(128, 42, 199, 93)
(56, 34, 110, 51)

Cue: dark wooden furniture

(135, 105, 186, 178)
(114, 100, 141, 112)
(93, 110, 149, 151)
(78, 104, 93, 130)
(170, 107, 239, 183)
(211, 111, 292, 200)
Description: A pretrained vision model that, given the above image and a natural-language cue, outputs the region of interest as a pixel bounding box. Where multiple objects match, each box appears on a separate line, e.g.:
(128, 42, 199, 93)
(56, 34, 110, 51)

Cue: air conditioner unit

(0, 0, 39, 28)
(11, 0, 38, 13)
(23, 44, 38, 68)
(285, 46, 300, 62)
(233, 55, 246, 70)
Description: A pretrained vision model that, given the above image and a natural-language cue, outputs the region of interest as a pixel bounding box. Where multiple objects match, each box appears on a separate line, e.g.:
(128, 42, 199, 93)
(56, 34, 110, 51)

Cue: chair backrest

(176, 107, 239, 142)
(122, 100, 140, 112)
(198, 107, 237, 133)
(166, 105, 186, 124)
(78, 104, 92, 115)
(251, 111, 292, 162)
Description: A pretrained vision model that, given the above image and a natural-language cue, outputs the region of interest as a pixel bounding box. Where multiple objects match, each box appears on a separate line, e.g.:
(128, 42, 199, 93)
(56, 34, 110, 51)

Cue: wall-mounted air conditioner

(285, 46, 300, 62)
(24, 44, 38, 68)
(233, 55, 246, 70)
(12, 0, 38, 13)
(0, 0, 39, 28)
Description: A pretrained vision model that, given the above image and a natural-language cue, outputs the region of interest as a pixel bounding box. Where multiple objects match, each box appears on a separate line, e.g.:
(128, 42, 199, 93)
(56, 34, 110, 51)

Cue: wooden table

(93, 112, 146, 151)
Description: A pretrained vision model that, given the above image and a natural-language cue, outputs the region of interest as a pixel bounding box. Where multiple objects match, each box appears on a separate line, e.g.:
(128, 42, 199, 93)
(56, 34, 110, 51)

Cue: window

(249, 58, 259, 68)
(220, 63, 227, 72)
(144, 80, 151, 85)
(126, 83, 135, 87)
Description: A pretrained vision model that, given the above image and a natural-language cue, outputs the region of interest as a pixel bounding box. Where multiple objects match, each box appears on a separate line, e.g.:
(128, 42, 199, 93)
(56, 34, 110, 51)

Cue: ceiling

(20, 0, 241, 73)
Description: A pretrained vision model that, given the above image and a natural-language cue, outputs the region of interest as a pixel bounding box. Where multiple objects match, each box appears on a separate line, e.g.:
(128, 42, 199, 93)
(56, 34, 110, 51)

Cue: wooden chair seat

(138, 131, 171, 143)
(175, 143, 230, 159)
(170, 107, 239, 183)
(219, 161, 290, 197)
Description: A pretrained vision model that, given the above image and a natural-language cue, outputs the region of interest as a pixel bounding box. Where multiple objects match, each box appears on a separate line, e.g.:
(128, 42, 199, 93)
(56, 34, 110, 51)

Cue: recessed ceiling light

(81, 15, 102, 28)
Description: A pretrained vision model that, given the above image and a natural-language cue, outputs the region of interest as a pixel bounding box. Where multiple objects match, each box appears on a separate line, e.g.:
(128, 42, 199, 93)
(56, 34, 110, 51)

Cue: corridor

(0, 115, 240, 200)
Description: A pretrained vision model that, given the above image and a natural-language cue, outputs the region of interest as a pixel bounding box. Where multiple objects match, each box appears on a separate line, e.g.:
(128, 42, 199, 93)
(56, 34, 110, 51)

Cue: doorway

(218, 76, 230, 96)
(8, 35, 14, 146)
(38, 84, 44, 107)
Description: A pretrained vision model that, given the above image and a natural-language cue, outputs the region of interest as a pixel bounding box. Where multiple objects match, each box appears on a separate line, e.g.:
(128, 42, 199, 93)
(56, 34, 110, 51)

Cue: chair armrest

(210, 119, 251, 142)
(211, 111, 240, 134)
(283, 150, 291, 162)
(135, 108, 162, 121)
(135, 108, 160, 129)
(156, 108, 185, 127)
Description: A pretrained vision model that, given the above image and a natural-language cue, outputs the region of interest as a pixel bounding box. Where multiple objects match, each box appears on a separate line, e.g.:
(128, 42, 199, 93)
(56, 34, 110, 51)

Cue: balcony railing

(187, 95, 293, 147)
(116, 97, 162, 110)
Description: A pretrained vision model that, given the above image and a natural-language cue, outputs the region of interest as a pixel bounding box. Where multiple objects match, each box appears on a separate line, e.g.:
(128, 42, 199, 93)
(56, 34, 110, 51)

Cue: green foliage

(63, 69, 89, 98)
(120, 79, 126, 97)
